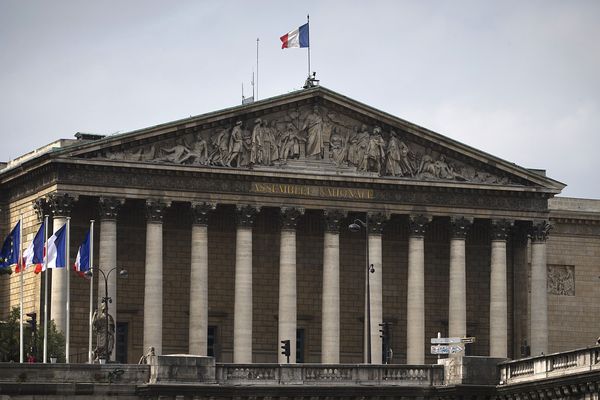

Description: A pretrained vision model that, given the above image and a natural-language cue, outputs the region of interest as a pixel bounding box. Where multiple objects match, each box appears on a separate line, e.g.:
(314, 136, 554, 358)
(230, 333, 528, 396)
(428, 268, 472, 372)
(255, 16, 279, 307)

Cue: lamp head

(348, 222, 361, 232)
(119, 269, 128, 279)
(84, 270, 93, 278)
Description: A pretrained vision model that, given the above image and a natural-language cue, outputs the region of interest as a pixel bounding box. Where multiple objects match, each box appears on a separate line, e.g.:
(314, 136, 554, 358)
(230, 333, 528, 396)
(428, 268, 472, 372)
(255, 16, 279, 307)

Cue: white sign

(430, 344, 464, 354)
(431, 337, 462, 344)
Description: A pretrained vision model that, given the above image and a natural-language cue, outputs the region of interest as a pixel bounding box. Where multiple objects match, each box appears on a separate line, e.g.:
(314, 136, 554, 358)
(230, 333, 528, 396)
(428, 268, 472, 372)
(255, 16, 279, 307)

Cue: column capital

(145, 200, 171, 223)
(280, 207, 304, 230)
(236, 204, 260, 228)
(529, 220, 552, 243)
(367, 212, 389, 235)
(191, 202, 216, 226)
(48, 192, 78, 217)
(98, 197, 124, 220)
(33, 197, 49, 222)
(450, 216, 473, 239)
(409, 214, 431, 237)
(491, 219, 514, 241)
(323, 209, 347, 233)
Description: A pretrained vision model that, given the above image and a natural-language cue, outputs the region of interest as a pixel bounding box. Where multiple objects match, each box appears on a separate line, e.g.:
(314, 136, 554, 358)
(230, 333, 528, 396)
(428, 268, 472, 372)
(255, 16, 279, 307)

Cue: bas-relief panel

(87, 104, 517, 186)
(547, 265, 575, 296)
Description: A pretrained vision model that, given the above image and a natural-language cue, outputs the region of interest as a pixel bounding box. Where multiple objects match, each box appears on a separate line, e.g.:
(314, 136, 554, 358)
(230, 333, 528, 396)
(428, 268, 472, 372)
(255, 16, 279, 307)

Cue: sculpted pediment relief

(84, 103, 518, 186)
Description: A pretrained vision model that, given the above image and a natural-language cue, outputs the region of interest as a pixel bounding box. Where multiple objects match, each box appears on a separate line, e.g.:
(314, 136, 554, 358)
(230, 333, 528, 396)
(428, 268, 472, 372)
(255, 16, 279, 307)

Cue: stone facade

(0, 86, 597, 367)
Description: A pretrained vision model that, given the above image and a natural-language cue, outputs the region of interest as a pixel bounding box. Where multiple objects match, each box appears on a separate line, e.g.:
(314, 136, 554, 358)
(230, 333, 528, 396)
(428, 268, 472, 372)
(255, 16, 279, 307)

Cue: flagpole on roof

(43, 215, 48, 363)
(65, 217, 71, 363)
(256, 37, 259, 100)
(88, 220, 95, 364)
(307, 14, 311, 79)
(18, 216, 23, 363)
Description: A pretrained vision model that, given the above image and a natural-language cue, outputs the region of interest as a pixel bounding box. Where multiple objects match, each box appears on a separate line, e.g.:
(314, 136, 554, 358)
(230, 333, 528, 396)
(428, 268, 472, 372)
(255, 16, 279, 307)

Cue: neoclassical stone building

(1, 86, 599, 364)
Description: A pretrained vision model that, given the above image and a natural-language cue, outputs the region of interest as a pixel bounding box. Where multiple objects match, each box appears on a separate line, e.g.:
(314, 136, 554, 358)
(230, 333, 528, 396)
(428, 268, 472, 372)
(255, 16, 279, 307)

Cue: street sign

(431, 337, 462, 344)
(430, 344, 464, 354)
(430, 336, 476, 344)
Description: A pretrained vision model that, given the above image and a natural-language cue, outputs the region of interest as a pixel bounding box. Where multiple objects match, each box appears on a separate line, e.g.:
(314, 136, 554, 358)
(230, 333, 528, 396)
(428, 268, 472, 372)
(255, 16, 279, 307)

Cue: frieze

(56, 166, 550, 213)
(547, 265, 575, 296)
(81, 103, 520, 186)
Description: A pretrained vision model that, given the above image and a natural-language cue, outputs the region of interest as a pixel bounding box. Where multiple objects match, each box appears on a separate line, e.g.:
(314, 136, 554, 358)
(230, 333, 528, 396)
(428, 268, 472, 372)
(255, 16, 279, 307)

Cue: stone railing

(499, 346, 600, 385)
(216, 363, 444, 386)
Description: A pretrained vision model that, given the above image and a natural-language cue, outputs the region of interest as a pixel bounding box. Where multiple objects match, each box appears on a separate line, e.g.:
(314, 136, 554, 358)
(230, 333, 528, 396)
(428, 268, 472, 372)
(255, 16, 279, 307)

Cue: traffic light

(280, 339, 291, 362)
(379, 322, 392, 364)
(26, 312, 37, 333)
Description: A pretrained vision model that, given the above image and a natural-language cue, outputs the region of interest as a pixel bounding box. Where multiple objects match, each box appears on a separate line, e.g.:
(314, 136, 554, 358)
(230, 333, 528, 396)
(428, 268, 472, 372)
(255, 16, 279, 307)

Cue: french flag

(22, 221, 45, 273)
(280, 22, 309, 49)
(73, 230, 90, 279)
(45, 224, 67, 270)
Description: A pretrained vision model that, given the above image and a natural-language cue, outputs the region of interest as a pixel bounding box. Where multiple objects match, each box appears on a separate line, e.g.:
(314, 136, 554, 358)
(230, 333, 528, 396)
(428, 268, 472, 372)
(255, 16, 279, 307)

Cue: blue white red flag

(280, 22, 309, 49)
(0, 221, 20, 270)
(73, 230, 90, 278)
(24, 222, 46, 273)
(46, 224, 67, 270)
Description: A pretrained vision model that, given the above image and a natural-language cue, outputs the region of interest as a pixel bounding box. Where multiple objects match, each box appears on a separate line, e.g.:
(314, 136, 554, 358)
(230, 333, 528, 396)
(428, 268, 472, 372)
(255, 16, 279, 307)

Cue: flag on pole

(73, 230, 91, 279)
(23, 222, 46, 273)
(280, 22, 309, 49)
(46, 224, 67, 269)
(0, 221, 20, 270)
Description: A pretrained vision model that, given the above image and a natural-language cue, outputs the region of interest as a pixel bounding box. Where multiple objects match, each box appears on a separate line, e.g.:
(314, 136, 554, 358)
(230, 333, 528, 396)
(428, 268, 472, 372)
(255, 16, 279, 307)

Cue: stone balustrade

(499, 346, 600, 385)
(216, 363, 444, 386)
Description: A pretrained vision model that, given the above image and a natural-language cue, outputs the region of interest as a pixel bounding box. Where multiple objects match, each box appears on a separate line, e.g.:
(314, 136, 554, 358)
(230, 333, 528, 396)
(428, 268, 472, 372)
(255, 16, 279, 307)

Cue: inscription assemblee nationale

(251, 182, 375, 200)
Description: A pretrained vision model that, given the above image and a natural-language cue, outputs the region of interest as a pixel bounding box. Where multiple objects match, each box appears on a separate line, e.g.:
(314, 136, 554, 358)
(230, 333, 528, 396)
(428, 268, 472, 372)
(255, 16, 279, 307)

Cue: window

(296, 328, 305, 363)
(115, 322, 128, 363)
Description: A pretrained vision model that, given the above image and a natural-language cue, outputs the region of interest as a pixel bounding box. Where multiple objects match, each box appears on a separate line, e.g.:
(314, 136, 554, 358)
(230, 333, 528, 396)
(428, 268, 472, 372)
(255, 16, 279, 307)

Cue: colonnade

(41, 194, 552, 363)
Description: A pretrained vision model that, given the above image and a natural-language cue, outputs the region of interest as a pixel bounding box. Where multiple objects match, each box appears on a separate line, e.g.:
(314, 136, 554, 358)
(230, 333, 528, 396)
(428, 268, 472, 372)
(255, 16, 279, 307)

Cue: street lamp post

(349, 217, 374, 364)
(85, 267, 127, 362)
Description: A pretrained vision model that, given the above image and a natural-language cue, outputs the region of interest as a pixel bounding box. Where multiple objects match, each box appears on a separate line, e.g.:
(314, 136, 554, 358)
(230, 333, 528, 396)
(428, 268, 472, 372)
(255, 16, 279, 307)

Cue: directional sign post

(430, 344, 464, 355)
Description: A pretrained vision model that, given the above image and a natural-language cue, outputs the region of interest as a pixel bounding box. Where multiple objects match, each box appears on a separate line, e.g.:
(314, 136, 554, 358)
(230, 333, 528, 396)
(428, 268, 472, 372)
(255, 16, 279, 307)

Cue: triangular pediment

(62, 86, 564, 193)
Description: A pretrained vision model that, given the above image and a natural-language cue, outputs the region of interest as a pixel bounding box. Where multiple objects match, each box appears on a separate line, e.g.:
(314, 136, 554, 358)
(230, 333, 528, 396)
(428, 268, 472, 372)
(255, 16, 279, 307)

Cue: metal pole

(43, 215, 48, 363)
(65, 217, 70, 363)
(307, 14, 311, 79)
(105, 271, 109, 363)
(256, 37, 259, 100)
(88, 220, 95, 364)
(18, 216, 23, 363)
(365, 216, 372, 364)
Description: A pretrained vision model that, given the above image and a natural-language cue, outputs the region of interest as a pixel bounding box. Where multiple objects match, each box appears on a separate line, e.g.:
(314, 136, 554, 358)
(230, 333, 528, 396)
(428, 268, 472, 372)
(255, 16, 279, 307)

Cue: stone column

(277, 207, 304, 363)
(143, 200, 170, 355)
(233, 205, 259, 363)
(530, 221, 551, 356)
(448, 217, 473, 340)
(189, 202, 216, 356)
(489, 219, 512, 358)
(48, 193, 77, 335)
(367, 212, 388, 364)
(321, 209, 346, 364)
(407, 215, 430, 364)
(98, 197, 123, 361)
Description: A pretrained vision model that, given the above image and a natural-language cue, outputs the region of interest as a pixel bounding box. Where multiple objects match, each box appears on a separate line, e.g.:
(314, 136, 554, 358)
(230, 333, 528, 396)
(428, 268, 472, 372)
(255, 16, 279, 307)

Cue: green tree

(0, 306, 65, 362)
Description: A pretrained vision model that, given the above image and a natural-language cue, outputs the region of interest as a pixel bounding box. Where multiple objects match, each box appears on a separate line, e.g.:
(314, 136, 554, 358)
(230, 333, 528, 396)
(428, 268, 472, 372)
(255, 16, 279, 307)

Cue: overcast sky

(1, 1, 599, 199)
